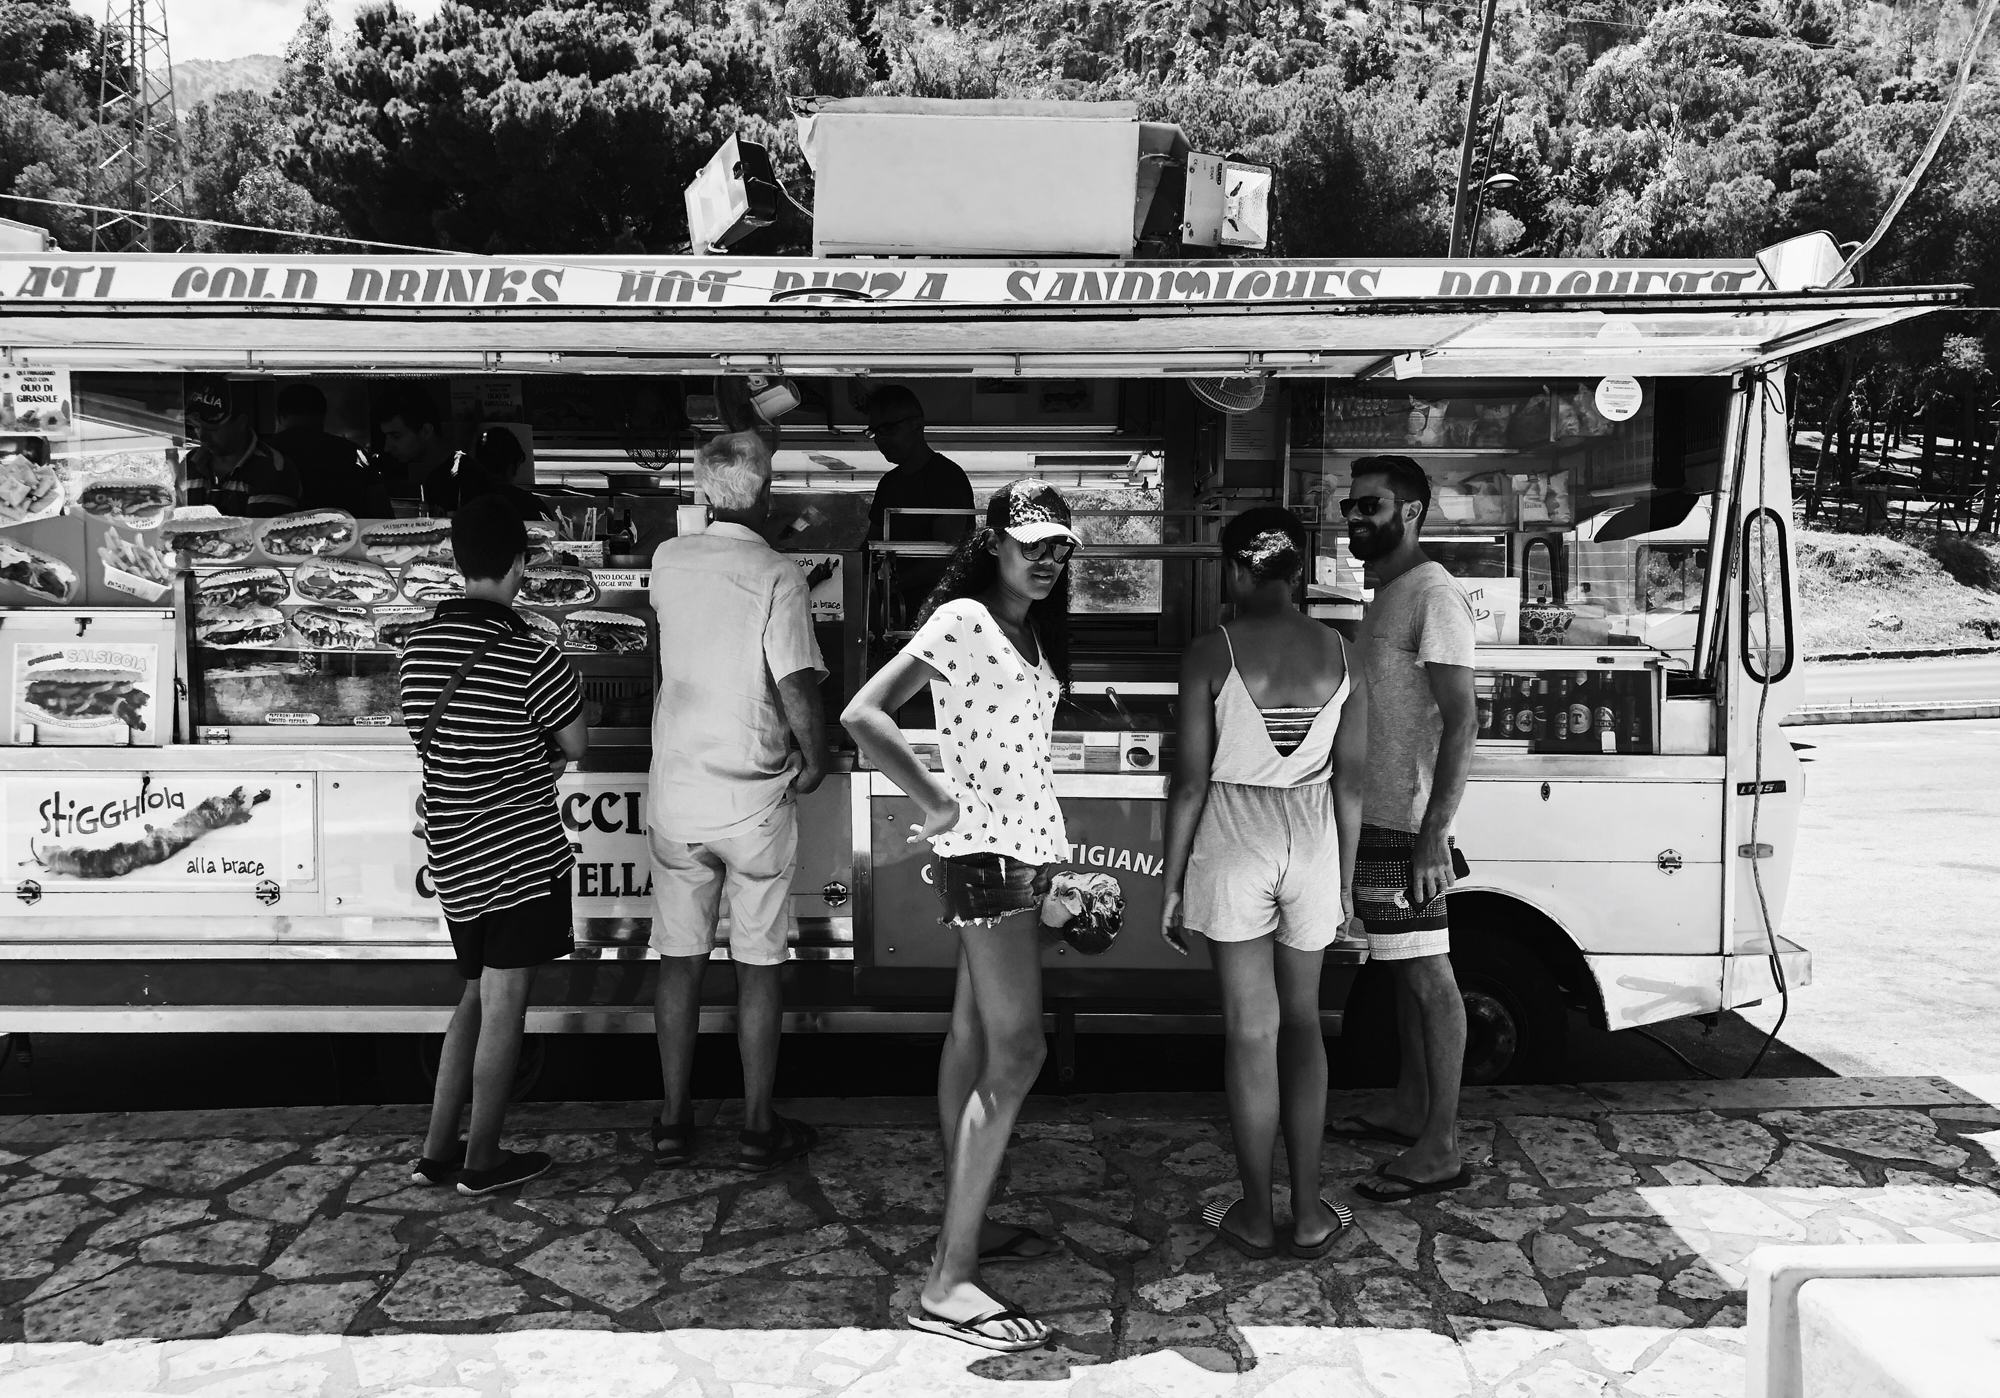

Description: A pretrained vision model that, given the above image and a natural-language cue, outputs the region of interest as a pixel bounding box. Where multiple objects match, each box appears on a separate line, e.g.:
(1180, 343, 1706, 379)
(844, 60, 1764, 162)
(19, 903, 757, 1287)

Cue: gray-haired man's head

(695, 430, 773, 519)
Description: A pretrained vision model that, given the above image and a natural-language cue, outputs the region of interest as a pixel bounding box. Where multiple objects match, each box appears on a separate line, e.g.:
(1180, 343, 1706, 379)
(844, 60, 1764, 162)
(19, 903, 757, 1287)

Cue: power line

(0, 193, 453, 254)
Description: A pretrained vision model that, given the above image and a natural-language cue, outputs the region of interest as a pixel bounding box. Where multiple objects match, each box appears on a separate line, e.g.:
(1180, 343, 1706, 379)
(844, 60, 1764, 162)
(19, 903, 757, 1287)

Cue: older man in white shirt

(647, 431, 829, 1173)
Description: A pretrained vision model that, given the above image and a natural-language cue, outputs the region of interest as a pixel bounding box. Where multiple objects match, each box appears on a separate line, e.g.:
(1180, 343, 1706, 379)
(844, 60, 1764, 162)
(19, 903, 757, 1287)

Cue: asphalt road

(1802, 653, 2000, 708)
(1738, 716, 2000, 1082)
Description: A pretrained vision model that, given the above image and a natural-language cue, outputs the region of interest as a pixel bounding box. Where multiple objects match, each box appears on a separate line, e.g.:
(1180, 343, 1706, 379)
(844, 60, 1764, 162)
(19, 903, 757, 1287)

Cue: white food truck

(0, 215, 1956, 1084)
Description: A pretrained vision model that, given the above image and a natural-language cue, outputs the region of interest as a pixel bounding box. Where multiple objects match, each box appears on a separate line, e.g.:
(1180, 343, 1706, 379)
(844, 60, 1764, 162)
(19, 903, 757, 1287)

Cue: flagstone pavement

(1, 1077, 1997, 1396)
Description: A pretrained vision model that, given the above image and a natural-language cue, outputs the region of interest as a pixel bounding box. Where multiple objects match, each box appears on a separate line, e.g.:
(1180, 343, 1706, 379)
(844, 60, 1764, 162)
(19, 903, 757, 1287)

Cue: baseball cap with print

(186, 376, 243, 426)
(990, 478, 1083, 548)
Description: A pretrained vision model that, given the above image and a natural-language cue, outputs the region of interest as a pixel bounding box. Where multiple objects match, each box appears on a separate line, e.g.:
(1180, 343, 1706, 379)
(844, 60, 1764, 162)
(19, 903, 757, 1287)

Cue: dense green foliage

(1, 0, 1995, 510)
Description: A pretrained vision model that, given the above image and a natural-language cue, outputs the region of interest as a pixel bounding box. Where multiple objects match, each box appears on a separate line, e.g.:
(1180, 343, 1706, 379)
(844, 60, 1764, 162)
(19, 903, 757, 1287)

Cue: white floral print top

(910, 598, 1067, 865)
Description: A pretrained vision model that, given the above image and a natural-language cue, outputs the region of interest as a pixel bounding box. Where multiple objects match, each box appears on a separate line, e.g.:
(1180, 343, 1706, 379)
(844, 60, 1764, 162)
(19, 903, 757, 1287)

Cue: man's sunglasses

(863, 416, 920, 440)
(1016, 537, 1077, 565)
(1340, 494, 1408, 518)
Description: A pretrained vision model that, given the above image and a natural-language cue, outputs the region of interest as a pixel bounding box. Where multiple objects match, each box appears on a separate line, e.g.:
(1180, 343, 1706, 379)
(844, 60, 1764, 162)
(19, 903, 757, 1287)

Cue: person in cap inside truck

(182, 377, 302, 517)
(863, 385, 974, 626)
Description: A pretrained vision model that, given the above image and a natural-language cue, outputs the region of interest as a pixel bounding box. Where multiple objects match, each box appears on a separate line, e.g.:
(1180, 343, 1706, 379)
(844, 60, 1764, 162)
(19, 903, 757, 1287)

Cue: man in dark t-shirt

(271, 383, 392, 518)
(863, 385, 973, 625)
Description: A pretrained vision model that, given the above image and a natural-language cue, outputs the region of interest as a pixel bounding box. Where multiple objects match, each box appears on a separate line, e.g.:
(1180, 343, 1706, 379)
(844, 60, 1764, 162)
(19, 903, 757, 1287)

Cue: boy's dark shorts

(935, 853, 1052, 928)
(447, 869, 575, 979)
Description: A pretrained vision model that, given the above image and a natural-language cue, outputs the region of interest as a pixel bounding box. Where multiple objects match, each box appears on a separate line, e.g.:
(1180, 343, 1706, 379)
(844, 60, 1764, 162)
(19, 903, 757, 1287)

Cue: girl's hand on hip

(909, 796, 960, 845)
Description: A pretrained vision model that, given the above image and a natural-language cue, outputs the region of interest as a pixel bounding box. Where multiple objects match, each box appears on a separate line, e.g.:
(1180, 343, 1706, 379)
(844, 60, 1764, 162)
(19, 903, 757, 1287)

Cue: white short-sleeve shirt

(910, 598, 1067, 865)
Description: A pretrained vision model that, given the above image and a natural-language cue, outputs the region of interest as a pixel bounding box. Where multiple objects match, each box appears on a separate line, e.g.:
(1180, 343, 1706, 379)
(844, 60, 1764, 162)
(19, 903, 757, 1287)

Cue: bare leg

(653, 953, 707, 1127)
(1362, 967, 1431, 1138)
(936, 951, 1052, 1261)
(423, 980, 481, 1162)
(1382, 954, 1466, 1183)
(735, 961, 783, 1137)
(937, 948, 983, 1158)
(1211, 936, 1280, 1250)
(1273, 943, 1338, 1243)
(465, 964, 534, 1173)
(921, 916, 1049, 1346)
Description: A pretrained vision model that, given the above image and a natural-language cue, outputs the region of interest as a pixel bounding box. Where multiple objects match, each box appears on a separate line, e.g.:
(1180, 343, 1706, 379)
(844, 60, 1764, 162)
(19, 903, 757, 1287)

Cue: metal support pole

(1447, 0, 1502, 259)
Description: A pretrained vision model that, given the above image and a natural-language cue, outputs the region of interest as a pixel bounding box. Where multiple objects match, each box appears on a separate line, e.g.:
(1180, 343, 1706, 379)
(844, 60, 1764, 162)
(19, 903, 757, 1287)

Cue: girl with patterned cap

(843, 478, 1079, 1352)
(1162, 505, 1368, 1260)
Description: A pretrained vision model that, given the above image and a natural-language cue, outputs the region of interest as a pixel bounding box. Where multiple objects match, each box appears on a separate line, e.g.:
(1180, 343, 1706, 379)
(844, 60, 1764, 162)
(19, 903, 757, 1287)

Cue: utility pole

(1447, 0, 1501, 259)
(92, 0, 189, 252)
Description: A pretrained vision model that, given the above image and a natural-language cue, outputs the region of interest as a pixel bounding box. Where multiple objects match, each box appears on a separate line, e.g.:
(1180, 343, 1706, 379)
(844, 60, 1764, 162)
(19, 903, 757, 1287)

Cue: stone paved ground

(0, 1078, 1997, 1396)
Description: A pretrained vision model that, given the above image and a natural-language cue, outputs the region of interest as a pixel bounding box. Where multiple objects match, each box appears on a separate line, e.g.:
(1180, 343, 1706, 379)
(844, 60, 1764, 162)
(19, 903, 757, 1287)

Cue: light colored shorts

(1354, 823, 1452, 961)
(1183, 782, 1345, 952)
(648, 798, 797, 967)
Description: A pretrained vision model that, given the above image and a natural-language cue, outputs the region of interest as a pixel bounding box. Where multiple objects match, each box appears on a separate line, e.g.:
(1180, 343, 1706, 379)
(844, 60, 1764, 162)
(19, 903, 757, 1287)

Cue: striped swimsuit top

(1208, 627, 1351, 789)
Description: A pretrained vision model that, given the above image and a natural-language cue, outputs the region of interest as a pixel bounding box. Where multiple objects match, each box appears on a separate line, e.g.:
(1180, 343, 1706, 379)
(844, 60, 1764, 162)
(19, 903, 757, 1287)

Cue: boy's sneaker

(410, 1139, 466, 1186)
(455, 1150, 553, 1197)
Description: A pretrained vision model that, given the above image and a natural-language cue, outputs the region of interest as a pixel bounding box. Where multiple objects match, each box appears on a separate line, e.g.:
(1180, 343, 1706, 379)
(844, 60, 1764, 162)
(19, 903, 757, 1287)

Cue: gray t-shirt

(1358, 560, 1477, 834)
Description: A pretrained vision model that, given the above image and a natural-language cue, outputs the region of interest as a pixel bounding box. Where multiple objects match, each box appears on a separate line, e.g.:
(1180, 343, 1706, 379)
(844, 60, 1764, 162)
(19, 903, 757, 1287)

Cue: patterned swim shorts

(1353, 824, 1457, 962)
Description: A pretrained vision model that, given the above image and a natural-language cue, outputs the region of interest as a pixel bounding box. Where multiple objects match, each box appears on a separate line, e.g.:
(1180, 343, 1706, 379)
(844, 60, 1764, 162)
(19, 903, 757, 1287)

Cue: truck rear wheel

(1335, 932, 1570, 1086)
(1451, 933, 1569, 1085)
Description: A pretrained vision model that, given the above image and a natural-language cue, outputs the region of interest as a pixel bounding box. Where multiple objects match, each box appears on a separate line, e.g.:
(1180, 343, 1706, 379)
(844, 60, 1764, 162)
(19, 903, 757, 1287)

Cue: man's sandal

(650, 1117, 695, 1169)
(737, 1114, 819, 1173)
(1200, 1199, 1278, 1259)
(1287, 1197, 1356, 1259)
(1353, 1166, 1473, 1203)
(908, 1301, 1049, 1353)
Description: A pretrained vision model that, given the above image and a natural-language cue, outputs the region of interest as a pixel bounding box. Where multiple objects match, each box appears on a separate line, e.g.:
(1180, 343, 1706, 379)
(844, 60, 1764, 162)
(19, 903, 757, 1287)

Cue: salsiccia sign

(5, 772, 314, 891)
(0, 255, 1772, 310)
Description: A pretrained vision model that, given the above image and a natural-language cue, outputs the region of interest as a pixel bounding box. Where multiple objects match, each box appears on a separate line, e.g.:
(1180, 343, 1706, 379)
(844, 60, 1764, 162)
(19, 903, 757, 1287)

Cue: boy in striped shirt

(401, 496, 590, 1195)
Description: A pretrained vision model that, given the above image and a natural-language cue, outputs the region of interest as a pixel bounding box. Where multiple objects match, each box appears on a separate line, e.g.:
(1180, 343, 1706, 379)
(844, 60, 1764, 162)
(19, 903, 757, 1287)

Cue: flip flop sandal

(737, 1114, 819, 1173)
(1353, 1166, 1474, 1204)
(1326, 1115, 1418, 1148)
(1200, 1199, 1278, 1259)
(1287, 1196, 1356, 1259)
(650, 1117, 695, 1169)
(980, 1224, 1059, 1265)
(908, 1302, 1049, 1353)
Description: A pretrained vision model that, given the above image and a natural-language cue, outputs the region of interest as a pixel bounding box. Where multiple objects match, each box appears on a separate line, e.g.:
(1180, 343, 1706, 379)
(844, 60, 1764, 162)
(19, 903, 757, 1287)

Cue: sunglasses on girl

(1016, 537, 1077, 565)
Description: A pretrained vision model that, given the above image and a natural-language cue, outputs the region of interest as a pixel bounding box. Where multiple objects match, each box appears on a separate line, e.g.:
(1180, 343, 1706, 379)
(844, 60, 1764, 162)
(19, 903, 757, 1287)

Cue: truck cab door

(1721, 370, 1808, 1003)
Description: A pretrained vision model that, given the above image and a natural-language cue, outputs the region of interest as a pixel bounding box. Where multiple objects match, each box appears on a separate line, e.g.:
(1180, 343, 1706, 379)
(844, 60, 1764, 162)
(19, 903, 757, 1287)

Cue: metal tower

(92, 0, 189, 251)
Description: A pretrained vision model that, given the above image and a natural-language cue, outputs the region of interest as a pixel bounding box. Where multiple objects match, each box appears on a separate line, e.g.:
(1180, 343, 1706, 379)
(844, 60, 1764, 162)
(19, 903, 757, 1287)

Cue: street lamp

(1469, 172, 1519, 258)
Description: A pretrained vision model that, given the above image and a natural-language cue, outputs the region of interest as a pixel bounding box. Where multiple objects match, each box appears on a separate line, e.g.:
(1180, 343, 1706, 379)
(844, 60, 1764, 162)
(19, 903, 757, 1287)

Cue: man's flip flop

(1326, 1116, 1418, 1148)
(1353, 1167, 1474, 1203)
(981, 1224, 1058, 1265)
(1287, 1197, 1356, 1259)
(908, 1302, 1048, 1353)
(1200, 1200, 1278, 1259)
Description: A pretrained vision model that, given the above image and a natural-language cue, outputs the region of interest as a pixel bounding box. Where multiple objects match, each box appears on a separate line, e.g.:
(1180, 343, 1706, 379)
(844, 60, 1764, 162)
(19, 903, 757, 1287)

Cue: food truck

(0, 201, 1958, 1084)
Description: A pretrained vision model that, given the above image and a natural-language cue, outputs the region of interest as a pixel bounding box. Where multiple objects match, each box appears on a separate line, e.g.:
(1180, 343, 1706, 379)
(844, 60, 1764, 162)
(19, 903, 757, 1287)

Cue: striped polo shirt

(399, 598, 583, 923)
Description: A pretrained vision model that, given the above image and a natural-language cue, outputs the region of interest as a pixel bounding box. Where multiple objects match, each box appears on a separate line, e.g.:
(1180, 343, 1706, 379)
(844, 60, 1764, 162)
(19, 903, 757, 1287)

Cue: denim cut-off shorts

(935, 853, 1053, 928)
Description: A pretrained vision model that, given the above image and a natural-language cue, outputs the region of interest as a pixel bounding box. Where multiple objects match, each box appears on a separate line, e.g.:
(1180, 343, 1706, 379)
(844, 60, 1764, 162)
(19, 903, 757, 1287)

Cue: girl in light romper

(1162, 505, 1369, 1259)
